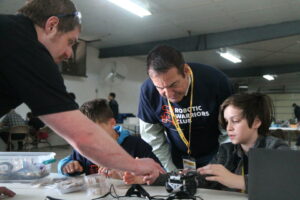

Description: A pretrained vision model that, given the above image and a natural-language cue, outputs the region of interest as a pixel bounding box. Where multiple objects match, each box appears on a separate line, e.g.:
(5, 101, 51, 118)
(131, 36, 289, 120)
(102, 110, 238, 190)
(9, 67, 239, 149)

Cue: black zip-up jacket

(153, 136, 289, 193)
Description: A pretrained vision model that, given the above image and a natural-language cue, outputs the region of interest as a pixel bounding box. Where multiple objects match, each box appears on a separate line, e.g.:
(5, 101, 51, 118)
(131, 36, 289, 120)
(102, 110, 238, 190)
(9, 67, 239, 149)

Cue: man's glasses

(55, 11, 82, 24)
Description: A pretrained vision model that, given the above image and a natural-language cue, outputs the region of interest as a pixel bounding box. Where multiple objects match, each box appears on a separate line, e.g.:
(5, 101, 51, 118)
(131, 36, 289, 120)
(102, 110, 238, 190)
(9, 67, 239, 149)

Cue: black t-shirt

(294, 105, 300, 120)
(138, 63, 233, 162)
(0, 14, 78, 117)
(109, 99, 119, 119)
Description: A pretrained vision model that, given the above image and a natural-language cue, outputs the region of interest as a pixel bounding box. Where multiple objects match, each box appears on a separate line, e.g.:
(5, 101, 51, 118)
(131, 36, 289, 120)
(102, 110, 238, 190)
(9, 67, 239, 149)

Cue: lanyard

(241, 154, 247, 193)
(241, 165, 245, 193)
(167, 66, 194, 155)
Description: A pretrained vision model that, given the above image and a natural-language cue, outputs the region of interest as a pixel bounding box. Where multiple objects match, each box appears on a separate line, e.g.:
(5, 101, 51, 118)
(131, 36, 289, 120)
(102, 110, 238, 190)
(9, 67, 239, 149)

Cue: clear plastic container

(0, 152, 56, 182)
(84, 174, 110, 196)
(56, 177, 86, 194)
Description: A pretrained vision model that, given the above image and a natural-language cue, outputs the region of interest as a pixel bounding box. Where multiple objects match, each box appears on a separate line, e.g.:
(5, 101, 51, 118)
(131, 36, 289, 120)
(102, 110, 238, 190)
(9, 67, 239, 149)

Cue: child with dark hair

(58, 98, 161, 178)
(196, 92, 289, 192)
(124, 93, 289, 192)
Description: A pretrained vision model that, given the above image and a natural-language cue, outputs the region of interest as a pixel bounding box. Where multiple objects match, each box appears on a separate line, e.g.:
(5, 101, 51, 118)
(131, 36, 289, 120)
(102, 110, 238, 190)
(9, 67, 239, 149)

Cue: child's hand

(0, 186, 15, 197)
(98, 167, 123, 179)
(197, 164, 245, 190)
(123, 171, 146, 185)
(62, 161, 83, 174)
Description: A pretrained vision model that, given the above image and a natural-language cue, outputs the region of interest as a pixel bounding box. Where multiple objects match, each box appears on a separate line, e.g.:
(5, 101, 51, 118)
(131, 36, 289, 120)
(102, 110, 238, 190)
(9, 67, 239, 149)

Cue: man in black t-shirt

(0, 0, 163, 190)
(108, 92, 119, 120)
(292, 103, 300, 125)
(292, 103, 300, 146)
(138, 45, 233, 171)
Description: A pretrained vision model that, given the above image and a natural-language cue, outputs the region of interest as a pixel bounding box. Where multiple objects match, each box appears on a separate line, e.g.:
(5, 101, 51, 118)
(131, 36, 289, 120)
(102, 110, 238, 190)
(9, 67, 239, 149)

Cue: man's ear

(44, 16, 59, 34)
(108, 118, 116, 128)
(183, 64, 190, 76)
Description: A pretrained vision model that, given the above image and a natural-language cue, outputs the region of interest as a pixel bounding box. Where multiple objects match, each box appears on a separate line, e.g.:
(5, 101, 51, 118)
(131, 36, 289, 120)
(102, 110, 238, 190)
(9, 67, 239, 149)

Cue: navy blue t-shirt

(138, 63, 233, 166)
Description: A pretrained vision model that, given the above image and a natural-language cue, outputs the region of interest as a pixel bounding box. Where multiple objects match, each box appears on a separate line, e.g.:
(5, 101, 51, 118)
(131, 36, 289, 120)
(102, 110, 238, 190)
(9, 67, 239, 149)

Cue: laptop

(248, 148, 300, 200)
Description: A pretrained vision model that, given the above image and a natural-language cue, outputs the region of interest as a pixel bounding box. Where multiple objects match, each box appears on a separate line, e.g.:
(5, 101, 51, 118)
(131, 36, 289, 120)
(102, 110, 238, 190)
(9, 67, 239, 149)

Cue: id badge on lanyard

(182, 157, 196, 170)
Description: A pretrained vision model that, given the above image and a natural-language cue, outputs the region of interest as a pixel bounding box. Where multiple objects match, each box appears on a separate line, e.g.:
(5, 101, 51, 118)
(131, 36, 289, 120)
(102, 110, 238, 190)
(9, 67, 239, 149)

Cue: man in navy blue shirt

(138, 45, 233, 171)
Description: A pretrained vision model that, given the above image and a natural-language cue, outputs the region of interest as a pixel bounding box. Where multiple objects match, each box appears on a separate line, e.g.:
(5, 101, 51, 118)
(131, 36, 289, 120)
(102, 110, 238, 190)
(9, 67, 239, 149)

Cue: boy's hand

(98, 167, 123, 179)
(0, 186, 15, 197)
(197, 164, 245, 190)
(62, 161, 83, 174)
(123, 171, 146, 185)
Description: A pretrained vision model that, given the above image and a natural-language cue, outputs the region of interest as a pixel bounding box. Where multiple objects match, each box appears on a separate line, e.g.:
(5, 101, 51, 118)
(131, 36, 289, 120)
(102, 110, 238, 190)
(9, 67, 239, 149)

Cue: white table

(269, 127, 300, 146)
(269, 127, 299, 131)
(1, 180, 247, 200)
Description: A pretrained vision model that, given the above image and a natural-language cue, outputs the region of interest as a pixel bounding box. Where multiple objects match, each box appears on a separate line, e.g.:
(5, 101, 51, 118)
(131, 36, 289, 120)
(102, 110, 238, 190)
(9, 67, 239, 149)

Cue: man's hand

(0, 186, 15, 197)
(62, 161, 83, 174)
(133, 158, 165, 185)
(123, 171, 145, 185)
(197, 164, 245, 190)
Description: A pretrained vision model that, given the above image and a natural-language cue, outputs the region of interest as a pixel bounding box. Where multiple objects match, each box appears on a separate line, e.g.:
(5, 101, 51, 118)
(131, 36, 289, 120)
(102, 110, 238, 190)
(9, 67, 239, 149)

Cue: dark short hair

(147, 45, 185, 76)
(109, 92, 116, 98)
(26, 112, 33, 119)
(79, 99, 114, 123)
(219, 92, 274, 136)
(18, 0, 81, 33)
(68, 92, 76, 100)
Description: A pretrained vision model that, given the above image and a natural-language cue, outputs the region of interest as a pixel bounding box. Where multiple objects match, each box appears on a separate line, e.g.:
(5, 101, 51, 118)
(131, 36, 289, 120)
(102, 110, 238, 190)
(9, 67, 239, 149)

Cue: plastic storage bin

(0, 152, 56, 182)
(56, 177, 86, 194)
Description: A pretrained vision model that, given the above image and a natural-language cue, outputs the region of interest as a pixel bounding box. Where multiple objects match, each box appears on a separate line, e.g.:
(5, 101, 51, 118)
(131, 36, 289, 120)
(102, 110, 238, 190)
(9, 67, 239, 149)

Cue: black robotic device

(165, 171, 198, 200)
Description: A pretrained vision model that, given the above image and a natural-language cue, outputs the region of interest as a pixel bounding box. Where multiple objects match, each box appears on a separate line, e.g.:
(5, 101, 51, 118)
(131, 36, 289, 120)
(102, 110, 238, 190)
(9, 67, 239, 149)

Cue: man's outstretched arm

(40, 110, 164, 183)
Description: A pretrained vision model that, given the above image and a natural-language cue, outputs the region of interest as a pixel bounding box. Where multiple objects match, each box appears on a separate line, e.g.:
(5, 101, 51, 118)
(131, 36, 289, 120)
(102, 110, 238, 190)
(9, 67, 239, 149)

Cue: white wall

(245, 74, 300, 121)
(268, 93, 300, 121)
(97, 56, 148, 114)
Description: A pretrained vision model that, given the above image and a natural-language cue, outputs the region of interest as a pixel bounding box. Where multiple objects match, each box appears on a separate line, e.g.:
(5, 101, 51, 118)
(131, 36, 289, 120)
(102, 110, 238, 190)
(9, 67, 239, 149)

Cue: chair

(36, 126, 51, 148)
(8, 125, 30, 151)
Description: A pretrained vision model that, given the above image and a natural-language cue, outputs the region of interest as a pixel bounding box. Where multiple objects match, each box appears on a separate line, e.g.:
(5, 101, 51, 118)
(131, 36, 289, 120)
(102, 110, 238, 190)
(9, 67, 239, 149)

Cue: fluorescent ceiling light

(107, 0, 151, 17)
(219, 52, 242, 63)
(217, 48, 242, 63)
(263, 74, 275, 81)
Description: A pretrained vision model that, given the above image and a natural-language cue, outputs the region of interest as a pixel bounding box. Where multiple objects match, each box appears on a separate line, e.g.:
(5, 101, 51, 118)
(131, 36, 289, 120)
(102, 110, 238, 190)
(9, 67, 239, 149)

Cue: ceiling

(1, 0, 300, 91)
